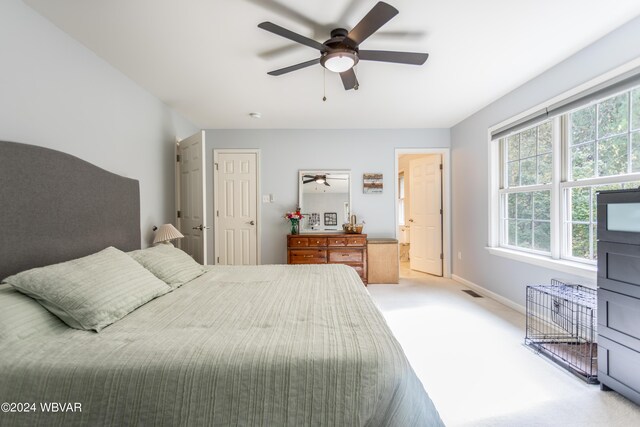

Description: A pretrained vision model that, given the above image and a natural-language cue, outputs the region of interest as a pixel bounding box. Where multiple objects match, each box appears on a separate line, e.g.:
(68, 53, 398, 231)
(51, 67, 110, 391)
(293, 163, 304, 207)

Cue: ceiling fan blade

(324, 182, 331, 186)
(258, 22, 326, 52)
(303, 179, 315, 184)
(346, 2, 398, 46)
(358, 50, 429, 65)
(339, 68, 359, 90)
(248, 0, 322, 34)
(267, 58, 320, 76)
(303, 175, 315, 178)
(259, 43, 304, 60)
(374, 30, 425, 40)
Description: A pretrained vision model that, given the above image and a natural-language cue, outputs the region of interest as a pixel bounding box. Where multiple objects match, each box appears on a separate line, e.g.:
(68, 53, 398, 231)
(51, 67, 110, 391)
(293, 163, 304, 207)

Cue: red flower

(284, 210, 304, 220)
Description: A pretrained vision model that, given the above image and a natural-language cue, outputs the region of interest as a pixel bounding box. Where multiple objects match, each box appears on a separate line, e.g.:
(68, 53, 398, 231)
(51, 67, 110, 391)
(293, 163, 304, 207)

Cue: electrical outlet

(458, 251, 462, 260)
(262, 195, 270, 203)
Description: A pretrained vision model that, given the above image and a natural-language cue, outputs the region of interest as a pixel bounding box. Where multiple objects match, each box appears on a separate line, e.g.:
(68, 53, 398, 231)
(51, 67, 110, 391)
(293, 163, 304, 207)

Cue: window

(563, 87, 640, 262)
(398, 172, 405, 226)
(493, 84, 640, 266)
(500, 122, 553, 254)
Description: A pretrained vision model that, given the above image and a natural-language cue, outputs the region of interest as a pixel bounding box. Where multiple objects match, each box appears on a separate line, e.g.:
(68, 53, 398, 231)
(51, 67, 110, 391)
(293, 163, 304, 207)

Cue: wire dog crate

(525, 279, 598, 384)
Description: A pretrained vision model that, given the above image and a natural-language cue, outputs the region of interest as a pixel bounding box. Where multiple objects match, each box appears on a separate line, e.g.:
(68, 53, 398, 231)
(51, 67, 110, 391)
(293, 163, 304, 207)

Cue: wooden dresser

(287, 233, 367, 284)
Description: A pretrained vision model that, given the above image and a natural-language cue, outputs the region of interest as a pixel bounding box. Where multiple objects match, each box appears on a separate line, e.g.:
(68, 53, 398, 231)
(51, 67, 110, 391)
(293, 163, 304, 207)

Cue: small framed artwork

(324, 212, 338, 226)
(308, 213, 320, 227)
(363, 173, 383, 194)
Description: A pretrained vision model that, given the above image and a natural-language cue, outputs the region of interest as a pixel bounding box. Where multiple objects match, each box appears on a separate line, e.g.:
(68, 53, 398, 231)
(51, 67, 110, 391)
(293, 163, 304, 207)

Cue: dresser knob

(297, 241, 301, 244)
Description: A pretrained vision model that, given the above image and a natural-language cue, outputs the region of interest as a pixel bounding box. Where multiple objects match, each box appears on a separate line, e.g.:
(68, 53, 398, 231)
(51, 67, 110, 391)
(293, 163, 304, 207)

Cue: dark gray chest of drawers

(597, 188, 640, 405)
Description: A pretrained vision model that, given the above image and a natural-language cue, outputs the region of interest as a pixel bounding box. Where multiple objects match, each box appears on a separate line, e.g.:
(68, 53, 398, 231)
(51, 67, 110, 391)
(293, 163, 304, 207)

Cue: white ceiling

(25, 0, 640, 129)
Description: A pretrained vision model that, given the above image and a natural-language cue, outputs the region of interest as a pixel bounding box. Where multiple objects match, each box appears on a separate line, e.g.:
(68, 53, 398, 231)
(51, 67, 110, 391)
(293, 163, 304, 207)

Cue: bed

(0, 141, 443, 426)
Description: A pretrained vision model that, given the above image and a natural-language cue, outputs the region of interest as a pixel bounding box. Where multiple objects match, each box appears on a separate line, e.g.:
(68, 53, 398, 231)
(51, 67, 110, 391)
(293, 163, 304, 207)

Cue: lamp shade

(153, 224, 184, 244)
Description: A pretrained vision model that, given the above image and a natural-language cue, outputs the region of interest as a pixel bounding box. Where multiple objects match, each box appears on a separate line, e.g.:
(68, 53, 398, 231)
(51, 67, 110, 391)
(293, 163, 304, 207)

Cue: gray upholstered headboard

(0, 141, 141, 280)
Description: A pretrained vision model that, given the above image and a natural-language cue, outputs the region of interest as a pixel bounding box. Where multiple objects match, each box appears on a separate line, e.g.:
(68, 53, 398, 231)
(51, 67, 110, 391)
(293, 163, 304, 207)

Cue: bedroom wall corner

(0, 0, 199, 248)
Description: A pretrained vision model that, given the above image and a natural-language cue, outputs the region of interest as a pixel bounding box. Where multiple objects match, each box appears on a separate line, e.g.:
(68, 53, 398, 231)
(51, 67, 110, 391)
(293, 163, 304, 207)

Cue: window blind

(491, 66, 640, 141)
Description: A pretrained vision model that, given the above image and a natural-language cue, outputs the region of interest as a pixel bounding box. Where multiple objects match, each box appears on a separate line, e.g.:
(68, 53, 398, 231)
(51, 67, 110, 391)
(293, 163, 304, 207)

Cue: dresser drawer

(598, 241, 640, 298)
(306, 237, 327, 247)
(346, 236, 367, 246)
(597, 190, 640, 245)
(329, 249, 363, 263)
(598, 335, 640, 405)
(327, 237, 347, 246)
(289, 237, 310, 247)
(289, 249, 327, 264)
(598, 288, 640, 350)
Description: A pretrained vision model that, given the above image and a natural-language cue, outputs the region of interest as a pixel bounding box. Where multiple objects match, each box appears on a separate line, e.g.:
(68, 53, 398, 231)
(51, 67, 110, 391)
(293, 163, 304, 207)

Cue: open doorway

(395, 149, 451, 278)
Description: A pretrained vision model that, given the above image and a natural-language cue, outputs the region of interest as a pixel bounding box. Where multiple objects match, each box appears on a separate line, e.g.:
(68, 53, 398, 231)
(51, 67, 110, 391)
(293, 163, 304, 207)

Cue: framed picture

(308, 213, 320, 227)
(363, 173, 383, 194)
(324, 212, 338, 226)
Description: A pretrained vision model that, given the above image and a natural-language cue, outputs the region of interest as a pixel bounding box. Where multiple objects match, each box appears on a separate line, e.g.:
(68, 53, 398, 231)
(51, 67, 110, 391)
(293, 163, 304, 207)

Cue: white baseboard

(451, 274, 526, 315)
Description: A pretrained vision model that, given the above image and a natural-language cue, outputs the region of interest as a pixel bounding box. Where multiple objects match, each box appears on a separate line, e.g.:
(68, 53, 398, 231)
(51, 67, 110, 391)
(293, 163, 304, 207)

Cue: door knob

(192, 225, 211, 231)
(248, 220, 255, 225)
(409, 219, 414, 222)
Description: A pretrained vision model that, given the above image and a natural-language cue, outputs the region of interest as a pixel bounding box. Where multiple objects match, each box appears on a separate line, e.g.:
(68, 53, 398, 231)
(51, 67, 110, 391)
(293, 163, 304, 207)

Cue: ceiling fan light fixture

(315, 176, 326, 184)
(321, 50, 358, 73)
(259, 2, 428, 90)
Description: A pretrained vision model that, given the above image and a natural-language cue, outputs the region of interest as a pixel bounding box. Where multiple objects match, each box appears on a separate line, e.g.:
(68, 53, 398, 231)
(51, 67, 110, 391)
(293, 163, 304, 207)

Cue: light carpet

(367, 265, 640, 427)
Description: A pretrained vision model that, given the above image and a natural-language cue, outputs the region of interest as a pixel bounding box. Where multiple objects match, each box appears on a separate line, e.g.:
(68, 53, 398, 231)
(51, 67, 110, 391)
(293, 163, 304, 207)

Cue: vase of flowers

(284, 210, 304, 235)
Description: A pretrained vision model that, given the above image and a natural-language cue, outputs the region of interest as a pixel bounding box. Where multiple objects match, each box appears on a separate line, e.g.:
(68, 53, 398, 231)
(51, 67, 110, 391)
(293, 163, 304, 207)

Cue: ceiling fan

(258, 1, 429, 90)
(303, 174, 348, 186)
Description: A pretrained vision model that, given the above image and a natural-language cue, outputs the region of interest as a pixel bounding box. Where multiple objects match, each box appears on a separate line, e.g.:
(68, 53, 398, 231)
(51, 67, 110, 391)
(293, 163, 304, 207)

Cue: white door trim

(213, 148, 261, 265)
(395, 148, 451, 278)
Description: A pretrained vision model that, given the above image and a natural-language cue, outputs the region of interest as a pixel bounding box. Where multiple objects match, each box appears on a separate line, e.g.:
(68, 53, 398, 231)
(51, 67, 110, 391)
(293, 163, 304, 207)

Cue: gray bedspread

(0, 264, 443, 426)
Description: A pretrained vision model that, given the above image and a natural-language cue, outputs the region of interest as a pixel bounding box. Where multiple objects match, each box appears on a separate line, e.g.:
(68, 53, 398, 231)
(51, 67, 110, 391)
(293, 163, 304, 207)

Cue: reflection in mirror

(299, 170, 351, 232)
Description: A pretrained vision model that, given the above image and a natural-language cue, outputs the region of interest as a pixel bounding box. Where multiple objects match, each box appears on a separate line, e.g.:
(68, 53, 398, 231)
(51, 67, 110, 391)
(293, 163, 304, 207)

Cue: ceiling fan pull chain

(322, 67, 327, 102)
(354, 65, 359, 91)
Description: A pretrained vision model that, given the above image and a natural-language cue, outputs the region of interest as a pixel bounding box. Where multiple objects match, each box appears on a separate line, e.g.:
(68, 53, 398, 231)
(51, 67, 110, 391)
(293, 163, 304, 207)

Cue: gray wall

(0, 0, 198, 247)
(205, 129, 450, 265)
(450, 16, 640, 307)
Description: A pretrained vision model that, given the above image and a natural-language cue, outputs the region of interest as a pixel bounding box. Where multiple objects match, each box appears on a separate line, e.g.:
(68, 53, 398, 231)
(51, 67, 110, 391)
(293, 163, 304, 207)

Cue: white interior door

(215, 152, 258, 265)
(178, 131, 207, 264)
(409, 155, 443, 276)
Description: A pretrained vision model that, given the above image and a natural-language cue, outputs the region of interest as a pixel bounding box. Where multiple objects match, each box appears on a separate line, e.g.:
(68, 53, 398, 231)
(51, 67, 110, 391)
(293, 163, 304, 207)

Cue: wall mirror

(298, 170, 351, 232)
